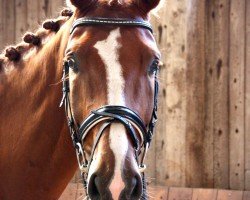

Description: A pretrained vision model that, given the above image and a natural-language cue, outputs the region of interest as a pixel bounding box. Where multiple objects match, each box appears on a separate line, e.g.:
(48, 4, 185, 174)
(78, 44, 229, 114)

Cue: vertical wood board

(212, 0, 230, 189)
(3, 0, 15, 46)
(185, 0, 206, 187)
(0, 0, 4, 50)
(15, 0, 27, 43)
(154, 4, 169, 186)
(145, 12, 158, 182)
(155, 0, 188, 187)
(38, 0, 50, 23)
(204, 0, 215, 188)
(245, 0, 250, 191)
(229, 0, 246, 190)
(15, 0, 27, 42)
(27, 0, 39, 31)
(51, 0, 65, 18)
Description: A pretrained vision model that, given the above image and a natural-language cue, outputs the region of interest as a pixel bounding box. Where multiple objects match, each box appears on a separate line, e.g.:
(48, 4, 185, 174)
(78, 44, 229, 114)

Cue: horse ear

(66, 0, 96, 10)
(135, 0, 161, 13)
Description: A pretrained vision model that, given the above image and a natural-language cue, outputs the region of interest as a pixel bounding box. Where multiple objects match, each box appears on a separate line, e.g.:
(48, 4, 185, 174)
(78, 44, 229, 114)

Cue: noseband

(60, 17, 159, 195)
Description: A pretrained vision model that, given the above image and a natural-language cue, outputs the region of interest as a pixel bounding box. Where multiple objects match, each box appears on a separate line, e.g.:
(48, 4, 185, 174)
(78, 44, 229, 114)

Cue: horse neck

(0, 19, 78, 199)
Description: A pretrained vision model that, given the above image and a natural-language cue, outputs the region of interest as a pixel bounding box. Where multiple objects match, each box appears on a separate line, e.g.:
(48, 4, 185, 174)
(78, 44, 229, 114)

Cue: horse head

(64, 0, 161, 199)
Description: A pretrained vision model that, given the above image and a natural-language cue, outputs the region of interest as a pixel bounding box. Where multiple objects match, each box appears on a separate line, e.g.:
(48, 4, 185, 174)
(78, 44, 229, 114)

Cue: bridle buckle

(139, 164, 147, 173)
(76, 143, 88, 173)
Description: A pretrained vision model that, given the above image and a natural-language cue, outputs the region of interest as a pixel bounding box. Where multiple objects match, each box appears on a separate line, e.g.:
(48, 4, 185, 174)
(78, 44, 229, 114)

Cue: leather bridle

(60, 17, 159, 194)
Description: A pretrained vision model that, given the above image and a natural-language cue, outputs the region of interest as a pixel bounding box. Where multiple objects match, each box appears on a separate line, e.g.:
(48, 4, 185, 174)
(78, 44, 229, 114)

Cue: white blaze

(93, 28, 128, 199)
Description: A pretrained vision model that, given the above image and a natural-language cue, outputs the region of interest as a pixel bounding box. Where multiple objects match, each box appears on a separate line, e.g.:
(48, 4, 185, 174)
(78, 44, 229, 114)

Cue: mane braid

(0, 8, 73, 73)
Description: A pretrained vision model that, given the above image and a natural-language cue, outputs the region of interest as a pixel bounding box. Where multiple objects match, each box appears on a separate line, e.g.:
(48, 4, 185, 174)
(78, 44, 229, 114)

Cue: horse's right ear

(135, 0, 161, 13)
(66, 0, 96, 10)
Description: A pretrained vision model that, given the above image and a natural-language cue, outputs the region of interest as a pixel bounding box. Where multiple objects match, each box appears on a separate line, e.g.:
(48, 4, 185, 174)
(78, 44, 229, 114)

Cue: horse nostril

(88, 174, 101, 199)
(131, 175, 143, 199)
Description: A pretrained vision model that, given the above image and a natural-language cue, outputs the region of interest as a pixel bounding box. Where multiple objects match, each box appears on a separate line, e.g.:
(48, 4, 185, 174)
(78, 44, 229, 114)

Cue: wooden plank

(246, 171, 250, 190)
(245, 0, 250, 191)
(192, 188, 217, 200)
(148, 186, 168, 200)
(203, 0, 215, 188)
(168, 187, 193, 200)
(229, 0, 246, 190)
(153, 4, 170, 186)
(59, 183, 77, 200)
(185, 0, 206, 187)
(15, 0, 27, 42)
(0, 0, 4, 50)
(212, 0, 230, 189)
(144, 13, 157, 181)
(155, 0, 188, 187)
(27, 0, 39, 31)
(75, 183, 85, 200)
(74, 171, 82, 184)
(38, 0, 50, 23)
(3, 0, 15, 46)
(217, 190, 243, 200)
(51, 0, 64, 18)
(244, 191, 250, 200)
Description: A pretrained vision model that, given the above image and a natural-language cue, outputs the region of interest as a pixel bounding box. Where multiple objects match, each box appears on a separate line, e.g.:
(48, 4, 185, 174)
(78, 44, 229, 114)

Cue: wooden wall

(0, 0, 65, 50)
(0, 0, 249, 191)
(150, 0, 250, 191)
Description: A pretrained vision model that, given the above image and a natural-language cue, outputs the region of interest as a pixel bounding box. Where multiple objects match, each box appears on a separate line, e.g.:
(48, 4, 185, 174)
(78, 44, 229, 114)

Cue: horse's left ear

(135, 0, 161, 13)
(66, 0, 97, 10)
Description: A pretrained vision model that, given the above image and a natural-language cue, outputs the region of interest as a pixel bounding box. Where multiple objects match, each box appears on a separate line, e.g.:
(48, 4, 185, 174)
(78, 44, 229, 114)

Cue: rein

(60, 17, 159, 197)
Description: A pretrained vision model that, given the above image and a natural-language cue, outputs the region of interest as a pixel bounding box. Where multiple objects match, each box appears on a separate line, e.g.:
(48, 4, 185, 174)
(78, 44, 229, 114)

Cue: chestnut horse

(0, 0, 161, 199)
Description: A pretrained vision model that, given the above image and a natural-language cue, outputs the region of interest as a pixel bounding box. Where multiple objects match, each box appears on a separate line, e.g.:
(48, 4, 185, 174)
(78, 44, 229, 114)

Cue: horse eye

(67, 57, 78, 72)
(148, 59, 159, 75)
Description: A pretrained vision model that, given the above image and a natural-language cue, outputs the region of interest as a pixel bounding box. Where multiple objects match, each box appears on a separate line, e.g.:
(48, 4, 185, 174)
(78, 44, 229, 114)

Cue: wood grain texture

(27, 0, 39, 31)
(51, 0, 65, 18)
(185, 0, 206, 187)
(144, 13, 157, 182)
(154, 0, 188, 187)
(192, 188, 217, 200)
(0, 0, 4, 50)
(38, 0, 50, 22)
(75, 183, 85, 200)
(229, 0, 246, 190)
(204, 0, 215, 188)
(212, 0, 230, 189)
(245, 0, 250, 191)
(244, 191, 250, 200)
(153, 4, 168, 186)
(60, 184, 250, 200)
(15, 0, 27, 42)
(0, 0, 250, 190)
(3, 0, 15, 46)
(168, 187, 193, 200)
(217, 190, 243, 200)
(148, 186, 169, 200)
(245, 171, 250, 190)
(59, 183, 77, 200)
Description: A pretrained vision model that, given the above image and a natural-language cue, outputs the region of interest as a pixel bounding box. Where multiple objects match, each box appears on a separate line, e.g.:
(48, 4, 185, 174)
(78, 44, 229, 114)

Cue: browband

(70, 17, 153, 34)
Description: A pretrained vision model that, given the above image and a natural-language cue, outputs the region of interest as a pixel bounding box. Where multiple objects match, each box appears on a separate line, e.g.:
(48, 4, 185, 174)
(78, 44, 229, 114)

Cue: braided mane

(0, 8, 73, 73)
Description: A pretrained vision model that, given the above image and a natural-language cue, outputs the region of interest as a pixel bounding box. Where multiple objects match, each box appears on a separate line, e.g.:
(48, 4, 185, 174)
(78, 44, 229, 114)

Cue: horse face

(65, 1, 161, 199)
